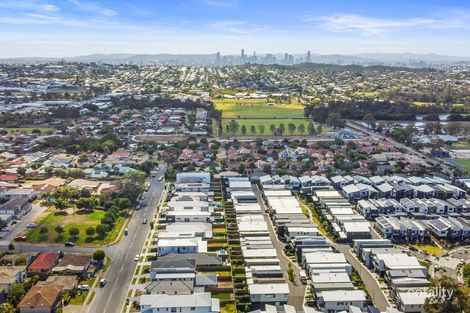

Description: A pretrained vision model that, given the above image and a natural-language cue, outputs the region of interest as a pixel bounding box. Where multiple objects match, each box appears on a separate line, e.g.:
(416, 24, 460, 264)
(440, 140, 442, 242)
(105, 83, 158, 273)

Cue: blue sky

(1, 0, 470, 57)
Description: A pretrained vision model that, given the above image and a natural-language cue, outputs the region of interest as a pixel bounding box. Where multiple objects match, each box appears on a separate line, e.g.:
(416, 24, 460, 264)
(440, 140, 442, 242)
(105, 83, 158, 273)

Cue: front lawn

(25, 209, 124, 247)
(415, 244, 444, 257)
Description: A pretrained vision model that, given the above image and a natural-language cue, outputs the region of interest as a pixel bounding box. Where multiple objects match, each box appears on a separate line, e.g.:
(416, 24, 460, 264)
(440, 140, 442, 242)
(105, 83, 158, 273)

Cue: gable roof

(18, 285, 63, 308)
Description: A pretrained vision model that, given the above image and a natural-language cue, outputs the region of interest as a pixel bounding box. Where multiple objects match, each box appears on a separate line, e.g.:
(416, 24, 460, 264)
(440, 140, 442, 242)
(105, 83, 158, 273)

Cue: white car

(26, 223, 37, 228)
(78, 284, 90, 291)
(134, 254, 140, 261)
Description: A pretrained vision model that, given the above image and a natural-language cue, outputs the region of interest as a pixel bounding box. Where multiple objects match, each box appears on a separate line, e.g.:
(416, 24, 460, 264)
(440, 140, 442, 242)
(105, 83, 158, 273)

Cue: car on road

(124, 228, 128, 236)
(64, 242, 75, 247)
(26, 223, 37, 228)
(78, 284, 90, 291)
(299, 270, 308, 284)
(14, 236, 27, 241)
(99, 279, 107, 287)
(134, 254, 140, 261)
(1, 227, 10, 232)
(142, 218, 147, 224)
(158, 176, 163, 181)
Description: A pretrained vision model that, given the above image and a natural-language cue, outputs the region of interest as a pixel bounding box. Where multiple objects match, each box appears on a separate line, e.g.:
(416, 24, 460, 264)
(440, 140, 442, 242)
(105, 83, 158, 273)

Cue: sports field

(213, 98, 324, 136)
(456, 158, 470, 173)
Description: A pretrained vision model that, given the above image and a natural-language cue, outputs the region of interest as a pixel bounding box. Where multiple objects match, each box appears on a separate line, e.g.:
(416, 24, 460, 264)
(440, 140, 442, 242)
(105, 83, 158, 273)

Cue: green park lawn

(25, 209, 124, 247)
(214, 98, 305, 119)
(221, 118, 329, 136)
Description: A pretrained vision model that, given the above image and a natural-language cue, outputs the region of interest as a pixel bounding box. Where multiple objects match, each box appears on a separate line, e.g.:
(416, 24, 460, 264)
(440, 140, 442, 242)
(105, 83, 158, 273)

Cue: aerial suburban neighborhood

(1, 1, 470, 313)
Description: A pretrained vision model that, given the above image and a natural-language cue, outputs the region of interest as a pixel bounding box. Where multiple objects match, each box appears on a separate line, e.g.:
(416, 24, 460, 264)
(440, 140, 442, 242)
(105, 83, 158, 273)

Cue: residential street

(334, 243, 391, 311)
(253, 185, 306, 310)
(88, 164, 166, 313)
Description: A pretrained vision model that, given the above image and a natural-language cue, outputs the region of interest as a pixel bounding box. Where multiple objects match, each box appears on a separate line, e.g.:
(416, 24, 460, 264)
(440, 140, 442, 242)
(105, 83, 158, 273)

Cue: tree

(8, 243, 14, 250)
(7, 283, 25, 307)
(288, 123, 296, 136)
(363, 112, 376, 129)
(86, 227, 95, 237)
(228, 119, 239, 136)
(93, 250, 105, 263)
(270, 124, 276, 135)
(424, 276, 470, 313)
(278, 123, 286, 135)
(39, 227, 48, 234)
(54, 197, 68, 210)
(258, 125, 265, 135)
(308, 121, 316, 135)
(326, 113, 345, 129)
(55, 225, 64, 234)
(298, 124, 305, 135)
(68, 227, 79, 237)
(16, 167, 26, 176)
(250, 125, 256, 135)
(317, 124, 323, 134)
(241, 125, 247, 136)
(95, 225, 106, 237)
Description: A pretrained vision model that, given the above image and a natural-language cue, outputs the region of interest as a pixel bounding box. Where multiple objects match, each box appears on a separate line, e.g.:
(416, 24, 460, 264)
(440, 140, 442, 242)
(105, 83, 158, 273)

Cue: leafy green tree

(16, 167, 26, 176)
(95, 225, 106, 237)
(308, 121, 316, 135)
(270, 124, 276, 135)
(55, 225, 64, 234)
(326, 113, 345, 129)
(93, 250, 106, 263)
(39, 227, 48, 234)
(7, 283, 25, 307)
(288, 123, 296, 136)
(298, 124, 305, 135)
(250, 125, 256, 135)
(258, 125, 265, 135)
(86, 227, 95, 237)
(68, 227, 79, 237)
(278, 123, 286, 135)
(424, 276, 470, 313)
(241, 125, 247, 136)
(228, 119, 239, 136)
(54, 197, 68, 210)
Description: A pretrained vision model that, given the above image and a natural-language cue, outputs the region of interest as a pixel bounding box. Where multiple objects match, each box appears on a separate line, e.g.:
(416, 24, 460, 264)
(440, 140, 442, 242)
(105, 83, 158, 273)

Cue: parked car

(124, 228, 128, 236)
(64, 242, 75, 247)
(142, 219, 147, 224)
(78, 284, 90, 291)
(134, 254, 140, 261)
(14, 236, 27, 241)
(26, 223, 37, 228)
(99, 279, 107, 287)
(158, 176, 163, 181)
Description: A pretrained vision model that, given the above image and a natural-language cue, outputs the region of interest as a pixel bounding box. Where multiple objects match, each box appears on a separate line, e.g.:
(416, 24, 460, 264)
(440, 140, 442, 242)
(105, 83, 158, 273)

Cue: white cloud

(68, 0, 117, 17)
(0, 1, 59, 12)
(208, 20, 248, 34)
(305, 14, 437, 34)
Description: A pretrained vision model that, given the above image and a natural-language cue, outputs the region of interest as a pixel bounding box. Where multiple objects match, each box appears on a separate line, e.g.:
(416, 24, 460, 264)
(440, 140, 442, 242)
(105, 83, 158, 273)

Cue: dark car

(14, 236, 27, 241)
(64, 242, 75, 247)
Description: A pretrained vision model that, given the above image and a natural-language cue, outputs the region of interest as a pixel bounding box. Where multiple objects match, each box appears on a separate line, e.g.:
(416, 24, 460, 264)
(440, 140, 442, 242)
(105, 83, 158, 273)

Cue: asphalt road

(333, 243, 391, 311)
(253, 185, 307, 309)
(88, 164, 166, 313)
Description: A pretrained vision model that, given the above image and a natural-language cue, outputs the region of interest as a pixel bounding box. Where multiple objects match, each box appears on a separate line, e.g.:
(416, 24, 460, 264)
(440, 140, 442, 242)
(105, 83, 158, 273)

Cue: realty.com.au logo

(407, 287, 454, 300)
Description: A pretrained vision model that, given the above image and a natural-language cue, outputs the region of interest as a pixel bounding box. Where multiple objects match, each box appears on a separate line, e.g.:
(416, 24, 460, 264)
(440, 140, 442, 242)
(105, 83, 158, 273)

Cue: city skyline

(0, 0, 470, 58)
